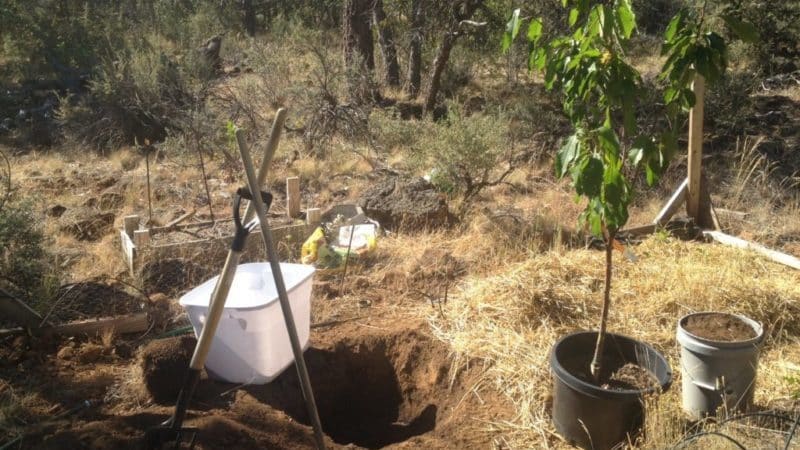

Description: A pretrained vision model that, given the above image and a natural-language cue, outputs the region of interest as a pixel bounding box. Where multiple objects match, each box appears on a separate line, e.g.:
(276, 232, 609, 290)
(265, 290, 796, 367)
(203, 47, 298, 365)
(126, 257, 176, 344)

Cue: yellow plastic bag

(301, 227, 325, 264)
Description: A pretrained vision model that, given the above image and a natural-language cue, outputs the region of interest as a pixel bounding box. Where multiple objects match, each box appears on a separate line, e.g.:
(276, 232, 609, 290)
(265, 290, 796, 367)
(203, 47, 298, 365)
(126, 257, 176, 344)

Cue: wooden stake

(306, 208, 322, 225)
(133, 229, 151, 247)
(123, 215, 140, 239)
(687, 74, 706, 221)
(287, 177, 301, 219)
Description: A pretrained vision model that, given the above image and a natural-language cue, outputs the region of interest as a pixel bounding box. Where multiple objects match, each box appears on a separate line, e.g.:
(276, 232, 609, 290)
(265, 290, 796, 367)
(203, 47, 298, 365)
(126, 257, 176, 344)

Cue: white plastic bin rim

(179, 262, 315, 309)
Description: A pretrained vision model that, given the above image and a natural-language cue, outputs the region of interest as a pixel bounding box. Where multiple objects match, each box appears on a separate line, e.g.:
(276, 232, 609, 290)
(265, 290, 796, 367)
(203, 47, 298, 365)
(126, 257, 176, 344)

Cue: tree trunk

(243, 0, 256, 37)
(422, 0, 483, 115)
(406, 0, 423, 98)
(373, 0, 400, 86)
(343, 0, 375, 71)
(590, 229, 616, 382)
(423, 32, 456, 115)
(343, 0, 376, 102)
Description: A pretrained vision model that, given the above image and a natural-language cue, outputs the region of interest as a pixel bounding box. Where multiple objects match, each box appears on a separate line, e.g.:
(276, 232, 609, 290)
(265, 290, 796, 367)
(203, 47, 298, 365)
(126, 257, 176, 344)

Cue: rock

(360, 176, 451, 230)
(59, 207, 116, 241)
(47, 204, 67, 217)
(139, 335, 197, 404)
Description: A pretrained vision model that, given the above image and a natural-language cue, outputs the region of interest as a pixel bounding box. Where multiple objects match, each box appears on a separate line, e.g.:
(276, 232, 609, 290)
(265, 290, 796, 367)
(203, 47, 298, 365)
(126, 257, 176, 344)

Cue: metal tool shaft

(236, 129, 326, 450)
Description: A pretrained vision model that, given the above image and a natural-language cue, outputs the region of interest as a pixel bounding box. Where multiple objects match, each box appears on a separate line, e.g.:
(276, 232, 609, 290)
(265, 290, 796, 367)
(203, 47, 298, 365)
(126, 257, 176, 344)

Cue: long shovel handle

(243, 108, 287, 224)
(235, 128, 326, 450)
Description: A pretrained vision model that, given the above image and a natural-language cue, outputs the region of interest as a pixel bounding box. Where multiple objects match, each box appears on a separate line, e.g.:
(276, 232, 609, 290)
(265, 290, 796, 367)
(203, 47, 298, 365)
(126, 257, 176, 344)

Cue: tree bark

(343, 0, 375, 71)
(406, 0, 424, 98)
(423, 0, 483, 115)
(590, 229, 616, 382)
(373, 0, 400, 86)
(343, 0, 376, 102)
(243, 0, 256, 37)
(423, 32, 456, 114)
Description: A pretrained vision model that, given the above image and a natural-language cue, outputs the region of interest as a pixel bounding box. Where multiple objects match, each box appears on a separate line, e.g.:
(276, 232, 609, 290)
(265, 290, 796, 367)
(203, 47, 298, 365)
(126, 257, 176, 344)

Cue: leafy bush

(411, 108, 518, 208)
(0, 201, 48, 300)
(708, 1, 800, 74)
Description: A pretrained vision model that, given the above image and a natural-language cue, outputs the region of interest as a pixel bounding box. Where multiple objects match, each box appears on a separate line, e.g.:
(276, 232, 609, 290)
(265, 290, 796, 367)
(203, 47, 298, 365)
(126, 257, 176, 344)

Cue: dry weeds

(428, 232, 800, 449)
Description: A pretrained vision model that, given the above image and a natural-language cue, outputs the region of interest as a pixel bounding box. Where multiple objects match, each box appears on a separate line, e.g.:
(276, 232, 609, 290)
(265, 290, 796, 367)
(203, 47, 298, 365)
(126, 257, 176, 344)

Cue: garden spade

(144, 187, 272, 450)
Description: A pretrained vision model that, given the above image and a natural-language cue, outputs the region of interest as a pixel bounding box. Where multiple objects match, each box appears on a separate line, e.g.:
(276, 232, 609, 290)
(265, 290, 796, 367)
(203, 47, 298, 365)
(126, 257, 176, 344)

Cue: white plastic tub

(179, 262, 315, 384)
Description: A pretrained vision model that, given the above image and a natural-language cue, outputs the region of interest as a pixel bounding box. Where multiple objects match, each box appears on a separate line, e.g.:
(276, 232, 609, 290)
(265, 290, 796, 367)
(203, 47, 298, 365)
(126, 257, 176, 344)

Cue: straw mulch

(429, 235, 800, 449)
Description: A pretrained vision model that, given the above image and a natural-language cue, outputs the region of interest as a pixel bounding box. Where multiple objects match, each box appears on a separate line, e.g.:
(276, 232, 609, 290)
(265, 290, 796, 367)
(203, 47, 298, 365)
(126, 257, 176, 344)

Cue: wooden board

(0, 312, 149, 337)
(703, 231, 800, 270)
(687, 75, 705, 219)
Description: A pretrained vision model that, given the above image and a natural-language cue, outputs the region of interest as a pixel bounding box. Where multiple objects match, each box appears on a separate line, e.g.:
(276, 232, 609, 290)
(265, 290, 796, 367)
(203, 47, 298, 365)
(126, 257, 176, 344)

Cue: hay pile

(430, 235, 800, 448)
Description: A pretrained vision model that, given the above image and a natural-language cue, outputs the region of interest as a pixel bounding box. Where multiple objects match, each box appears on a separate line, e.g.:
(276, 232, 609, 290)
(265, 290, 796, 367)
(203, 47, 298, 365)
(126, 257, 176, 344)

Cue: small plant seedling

(504, 1, 755, 382)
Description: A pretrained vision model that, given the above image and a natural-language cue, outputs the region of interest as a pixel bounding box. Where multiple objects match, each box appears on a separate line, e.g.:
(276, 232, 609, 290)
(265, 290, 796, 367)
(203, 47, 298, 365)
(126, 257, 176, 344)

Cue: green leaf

(629, 135, 654, 167)
(529, 47, 547, 71)
(555, 133, 580, 178)
(664, 11, 683, 42)
(572, 155, 604, 197)
(721, 14, 759, 43)
(527, 18, 543, 44)
(597, 126, 620, 159)
(616, 0, 636, 39)
(502, 9, 522, 53)
(569, 8, 579, 27)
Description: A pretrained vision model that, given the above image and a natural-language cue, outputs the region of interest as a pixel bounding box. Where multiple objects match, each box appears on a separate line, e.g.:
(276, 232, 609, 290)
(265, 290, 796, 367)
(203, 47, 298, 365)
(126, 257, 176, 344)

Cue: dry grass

(428, 232, 800, 448)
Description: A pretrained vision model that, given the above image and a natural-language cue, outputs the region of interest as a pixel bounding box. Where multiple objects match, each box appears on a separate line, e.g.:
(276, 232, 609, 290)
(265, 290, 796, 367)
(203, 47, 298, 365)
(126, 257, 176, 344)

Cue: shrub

(0, 201, 49, 301)
(411, 108, 518, 209)
(58, 34, 193, 151)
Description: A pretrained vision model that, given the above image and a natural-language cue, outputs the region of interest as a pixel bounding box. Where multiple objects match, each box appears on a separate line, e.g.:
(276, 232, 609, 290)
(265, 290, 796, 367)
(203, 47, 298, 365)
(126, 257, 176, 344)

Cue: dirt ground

(0, 305, 510, 450)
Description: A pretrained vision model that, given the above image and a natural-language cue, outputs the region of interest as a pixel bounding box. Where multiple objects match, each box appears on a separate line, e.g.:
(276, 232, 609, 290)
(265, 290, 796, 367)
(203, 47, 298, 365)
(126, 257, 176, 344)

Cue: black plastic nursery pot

(550, 331, 672, 450)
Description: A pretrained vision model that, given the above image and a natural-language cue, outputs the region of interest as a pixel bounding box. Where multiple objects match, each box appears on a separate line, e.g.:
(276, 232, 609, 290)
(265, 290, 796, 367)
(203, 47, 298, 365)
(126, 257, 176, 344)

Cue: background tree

(342, 0, 376, 102)
(373, 0, 400, 87)
(423, 0, 484, 115)
(406, 0, 424, 97)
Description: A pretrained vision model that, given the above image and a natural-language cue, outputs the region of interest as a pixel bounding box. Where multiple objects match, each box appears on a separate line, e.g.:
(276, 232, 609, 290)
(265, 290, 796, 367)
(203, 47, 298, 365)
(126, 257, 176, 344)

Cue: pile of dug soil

(139, 335, 197, 404)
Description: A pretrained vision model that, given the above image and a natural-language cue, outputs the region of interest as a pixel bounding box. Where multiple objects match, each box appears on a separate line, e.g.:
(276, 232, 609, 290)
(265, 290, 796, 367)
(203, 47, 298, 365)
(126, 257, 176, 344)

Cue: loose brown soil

(5, 319, 507, 449)
(606, 363, 659, 391)
(139, 335, 197, 404)
(566, 355, 659, 391)
(682, 313, 758, 342)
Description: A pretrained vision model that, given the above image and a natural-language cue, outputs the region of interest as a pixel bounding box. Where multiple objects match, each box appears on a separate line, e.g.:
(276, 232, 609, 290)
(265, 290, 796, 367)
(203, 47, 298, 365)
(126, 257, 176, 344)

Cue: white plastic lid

(179, 262, 315, 309)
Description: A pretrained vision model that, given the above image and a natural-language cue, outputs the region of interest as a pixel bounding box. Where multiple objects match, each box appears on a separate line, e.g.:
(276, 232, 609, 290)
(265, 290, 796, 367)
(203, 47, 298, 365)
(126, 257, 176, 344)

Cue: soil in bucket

(562, 353, 660, 391)
(682, 312, 758, 342)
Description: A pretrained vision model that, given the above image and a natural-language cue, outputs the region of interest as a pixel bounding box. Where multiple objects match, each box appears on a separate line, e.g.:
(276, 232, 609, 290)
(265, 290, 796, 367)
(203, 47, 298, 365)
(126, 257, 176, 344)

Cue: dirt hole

(248, 330, 448, 449)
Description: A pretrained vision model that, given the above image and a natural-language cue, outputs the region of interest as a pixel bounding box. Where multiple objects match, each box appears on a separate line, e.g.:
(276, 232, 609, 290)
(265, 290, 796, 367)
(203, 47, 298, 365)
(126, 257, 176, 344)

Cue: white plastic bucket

(676, 312, 764, 419)
(179, 262, 315, 384)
